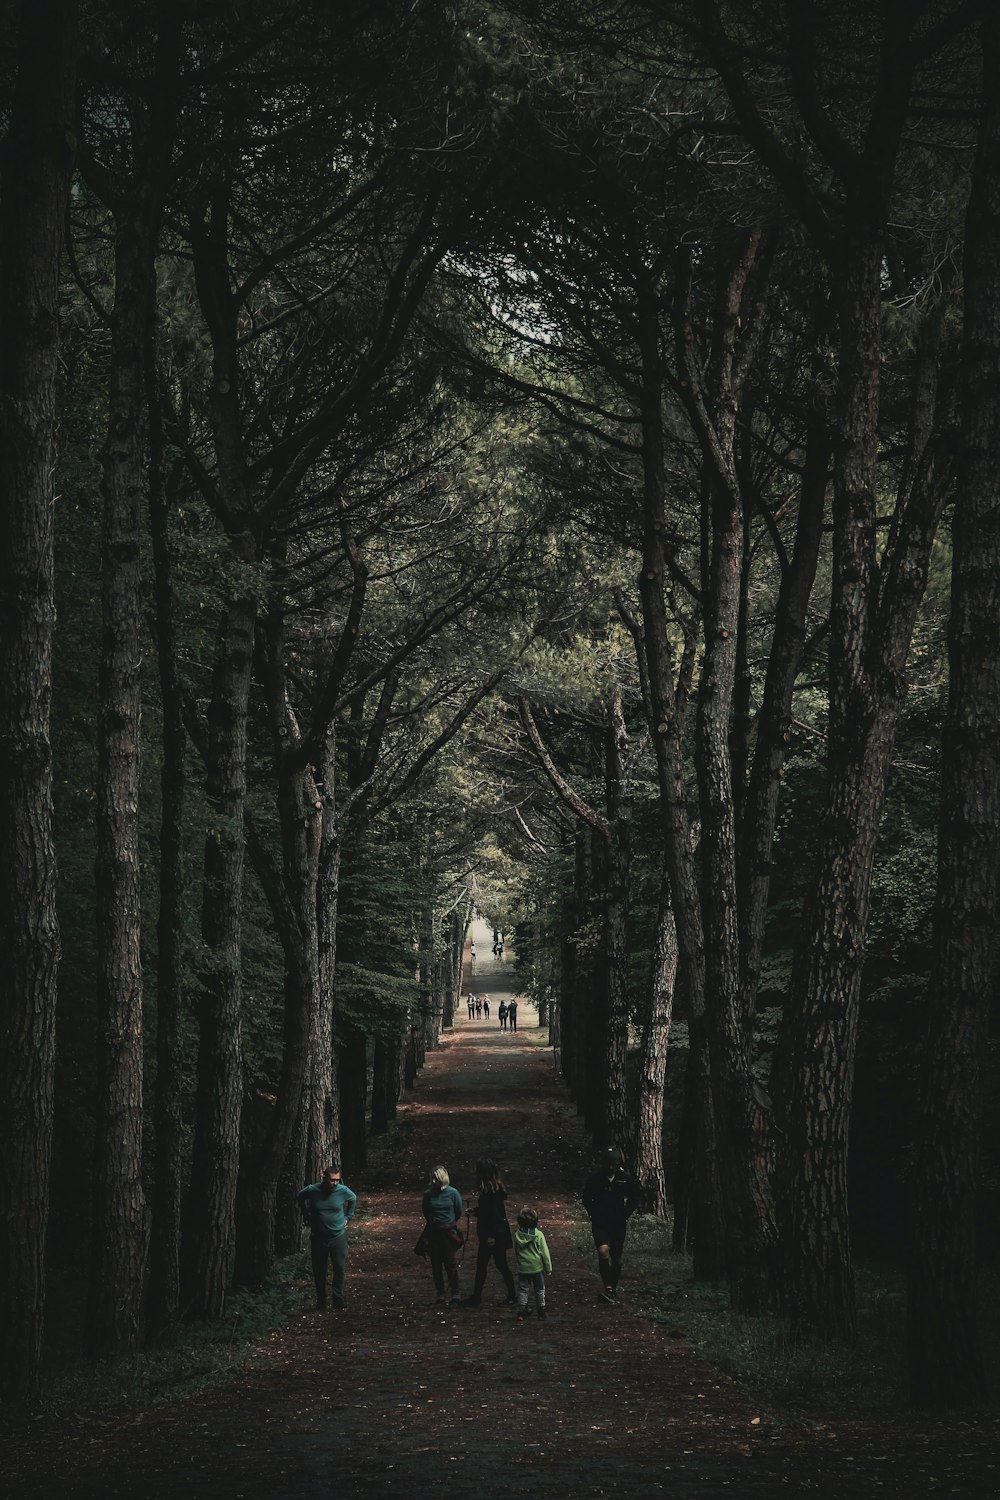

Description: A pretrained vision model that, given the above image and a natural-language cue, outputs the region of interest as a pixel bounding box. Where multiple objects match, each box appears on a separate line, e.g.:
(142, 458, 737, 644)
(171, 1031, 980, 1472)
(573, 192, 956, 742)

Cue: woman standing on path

(463, 1157, 516, 1307)
(421, 1165, 464, 1305)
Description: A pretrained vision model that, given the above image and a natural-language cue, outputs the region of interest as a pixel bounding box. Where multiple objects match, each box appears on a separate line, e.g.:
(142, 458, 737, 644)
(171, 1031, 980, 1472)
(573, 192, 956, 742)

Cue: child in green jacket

(514, 1207, 552, 1322)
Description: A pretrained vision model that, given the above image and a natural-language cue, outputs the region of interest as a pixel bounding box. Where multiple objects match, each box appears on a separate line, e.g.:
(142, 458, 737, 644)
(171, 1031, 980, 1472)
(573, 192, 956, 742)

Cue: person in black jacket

(581, 1146, 640, 1303)
(462, 1157, 517, 1307)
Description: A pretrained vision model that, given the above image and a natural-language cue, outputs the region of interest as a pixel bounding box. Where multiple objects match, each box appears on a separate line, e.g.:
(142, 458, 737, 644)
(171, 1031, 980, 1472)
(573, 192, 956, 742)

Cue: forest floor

(3, 942, 999, 1499)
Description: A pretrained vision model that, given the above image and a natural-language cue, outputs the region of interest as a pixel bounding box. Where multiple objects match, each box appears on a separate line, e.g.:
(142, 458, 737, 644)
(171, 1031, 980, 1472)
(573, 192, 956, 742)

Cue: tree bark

(603, 689, 632, 1155)
(784, 230, 950, 1341)
(183, 589, 255, 1319)
(519, 698, 628, 1143)
(314, 815, 343, 1171)
(87, 0, 182, 1360)
(147, 408, 186, 1336)
(737, 421, 829, 1020)
(233, 605, 323, 1289)
(90, 203, 151, 1359)
(908, 13, 1000, 1407)
(636, 869, 677, 1217)
(0, 0, 76, 1403)
(634, 269, 715, 1256)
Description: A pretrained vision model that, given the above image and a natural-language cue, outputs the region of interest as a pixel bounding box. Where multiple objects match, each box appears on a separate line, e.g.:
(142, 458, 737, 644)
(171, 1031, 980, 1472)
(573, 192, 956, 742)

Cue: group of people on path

(298, 1147, 640, 1320)
(418, 1160, 551, 1319)
(464, 993, 519, 1030)
(497, 998, 518, 1030)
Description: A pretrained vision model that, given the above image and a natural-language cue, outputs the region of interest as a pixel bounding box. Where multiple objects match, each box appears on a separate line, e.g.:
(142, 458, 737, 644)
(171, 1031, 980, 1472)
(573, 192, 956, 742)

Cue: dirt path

(5, 943, 999, 1497)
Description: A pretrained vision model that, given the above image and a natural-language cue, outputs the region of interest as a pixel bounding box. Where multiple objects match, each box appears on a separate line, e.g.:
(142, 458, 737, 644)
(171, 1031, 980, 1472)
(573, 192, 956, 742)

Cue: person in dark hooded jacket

(462, 1157, 516, 1307)
(581, 1146, 640, 1303)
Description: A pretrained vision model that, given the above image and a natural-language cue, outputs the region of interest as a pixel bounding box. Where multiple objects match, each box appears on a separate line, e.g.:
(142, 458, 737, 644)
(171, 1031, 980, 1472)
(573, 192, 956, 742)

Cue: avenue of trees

(1, 0, 997, 1415)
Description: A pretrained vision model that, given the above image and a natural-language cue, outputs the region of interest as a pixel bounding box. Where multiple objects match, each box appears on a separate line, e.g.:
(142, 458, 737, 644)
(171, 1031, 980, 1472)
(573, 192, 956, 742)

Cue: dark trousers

(509, 1012, 517, 1031)
(471, 1238, 515, 1302)
(311, 1231, 348, 1308)
(428, 1230, 461, 1297)
(593, 1224, 626, 1288)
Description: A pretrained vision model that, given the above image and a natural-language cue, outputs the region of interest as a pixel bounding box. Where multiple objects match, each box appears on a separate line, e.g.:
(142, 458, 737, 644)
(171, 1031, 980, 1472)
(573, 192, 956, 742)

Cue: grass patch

(571, 1208, 1000, 1421)
(12, 1247, 315, 1425)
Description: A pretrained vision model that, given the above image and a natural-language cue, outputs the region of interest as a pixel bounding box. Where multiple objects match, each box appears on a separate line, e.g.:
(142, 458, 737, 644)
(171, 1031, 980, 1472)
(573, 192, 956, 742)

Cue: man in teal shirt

(298, 1165, 358, 1311)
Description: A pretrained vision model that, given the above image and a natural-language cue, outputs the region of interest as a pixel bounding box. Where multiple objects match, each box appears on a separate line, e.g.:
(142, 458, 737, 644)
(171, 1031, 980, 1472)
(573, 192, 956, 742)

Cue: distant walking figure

(475, 998, 483, 1018)
(498, 1001, 508, 1031)
(483, 996, 490, 1018)
(507, 998, 518, 1032)
(467, 993, 475, 1018)
(298, 1164, 357, 1311)
(421, 1165, 464, 1306)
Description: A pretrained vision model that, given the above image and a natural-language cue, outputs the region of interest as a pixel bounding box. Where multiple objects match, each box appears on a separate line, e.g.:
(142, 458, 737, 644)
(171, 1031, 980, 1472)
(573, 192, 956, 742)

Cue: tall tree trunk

(147, 403, 186, 1336)
(558, 827, 584, 1097)
(233, 748, 321, 1290)
(677, 229, 781, 1313)
(89, 0, 182, 1362)
(634, 270, 718, 1263)
(737, 422, 829, 1020)
(636, 870, 677, 1217)
(183, 589, 255, 1319)
(784, 231, 949, 1341)
(404, 1018, 419, 1090)
(443, 911, 458, 1029)
(696, 462, 779, 1312)
(387, 1035, 403, 1119)
(90, 204, 151, 1359)
(0, 0, 76, 1404)
(233, 608, 322, 1287)
(312, 740, 342, 1174)
(604, 690, 631, 1155)
(908, 15, 1000, 1406)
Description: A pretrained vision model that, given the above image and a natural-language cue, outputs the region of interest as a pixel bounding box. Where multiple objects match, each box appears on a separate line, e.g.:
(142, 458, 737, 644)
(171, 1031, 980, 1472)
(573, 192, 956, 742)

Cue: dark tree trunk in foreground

(676, 228, 781, 1313)
(148, 429, 186, 1334)
(89, 3, 182, 1355)
(672, 1017, 727, 1282)
(233, 605, 324, 1289)
(90, 207, 152, 1359)
(908, 15, 1000, 1407)
(784, 232, 949, 1341)
(184, 591, 256, 1319)
(0, 0, 76, 1403)
(737, 420, 829, 1020)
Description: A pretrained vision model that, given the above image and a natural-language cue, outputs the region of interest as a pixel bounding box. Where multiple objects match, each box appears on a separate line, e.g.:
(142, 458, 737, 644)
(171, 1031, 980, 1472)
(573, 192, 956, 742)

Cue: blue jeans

(517, 1271, 546, 1312)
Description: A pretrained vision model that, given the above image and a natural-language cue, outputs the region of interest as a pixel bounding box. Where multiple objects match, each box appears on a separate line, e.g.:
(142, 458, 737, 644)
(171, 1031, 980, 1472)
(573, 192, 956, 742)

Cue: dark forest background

(1, 0, 998, 1415)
